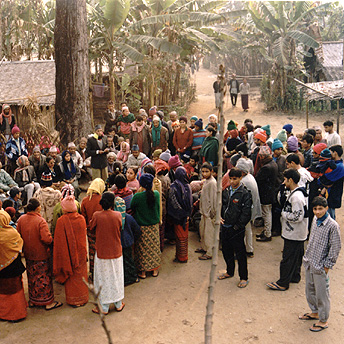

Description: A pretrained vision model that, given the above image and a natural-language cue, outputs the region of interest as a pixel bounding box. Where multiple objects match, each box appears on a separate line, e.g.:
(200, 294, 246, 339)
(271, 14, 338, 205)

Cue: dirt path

(2, 68, 344, 344)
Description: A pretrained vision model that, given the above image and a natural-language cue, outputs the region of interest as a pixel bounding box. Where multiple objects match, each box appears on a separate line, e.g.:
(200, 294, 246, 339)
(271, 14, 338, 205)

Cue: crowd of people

(0, 102, 342, 332)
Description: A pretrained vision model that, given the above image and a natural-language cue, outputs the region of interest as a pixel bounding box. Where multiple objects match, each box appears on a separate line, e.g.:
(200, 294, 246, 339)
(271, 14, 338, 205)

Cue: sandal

(218, 273, 233, 280)
(266, 282, 287, 291)
(28, 301, 35, 308)
(45, 301, 63, 311)
(115, 302, 125, 312)
(238, 280, 249, 288)
(195, 248, 206, 254)
(92, 307, 108, 315)
(299, 313, 319, 321)
(309, 323, 328, 332)
(198, 254, 212, 260)
(138, 273, 146, 279)
(152, 270, 159, 277)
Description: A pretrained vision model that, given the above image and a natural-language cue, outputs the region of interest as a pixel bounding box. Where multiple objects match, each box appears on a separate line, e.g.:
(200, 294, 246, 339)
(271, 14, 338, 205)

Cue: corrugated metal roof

(0, 60, 55, 105)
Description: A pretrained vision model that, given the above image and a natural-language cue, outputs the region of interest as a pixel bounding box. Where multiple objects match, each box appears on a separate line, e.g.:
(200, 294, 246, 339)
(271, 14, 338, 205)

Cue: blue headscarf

(139, 173, 154, 190)
(62, 150, 76, 180)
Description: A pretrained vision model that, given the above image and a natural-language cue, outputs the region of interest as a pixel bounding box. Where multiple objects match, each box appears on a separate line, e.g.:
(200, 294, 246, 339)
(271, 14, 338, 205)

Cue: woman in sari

(17, 198, 63, 310)
(90, 192, 125, 314)
(167, 167, 192, 263)
(131, 174, 161, 279)
(80, 178, 105, 280)
(53, 196, 89, 307)
(0, 210, 27, 321)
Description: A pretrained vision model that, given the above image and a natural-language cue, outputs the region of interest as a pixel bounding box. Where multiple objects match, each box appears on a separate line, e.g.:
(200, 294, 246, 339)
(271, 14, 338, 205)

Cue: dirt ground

(2, 67, 344, 344)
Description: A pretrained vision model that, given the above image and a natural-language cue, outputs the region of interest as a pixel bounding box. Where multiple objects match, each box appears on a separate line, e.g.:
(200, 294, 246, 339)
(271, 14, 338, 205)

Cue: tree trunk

(172, 64, 181, 101)
(55, 0, 91, 146)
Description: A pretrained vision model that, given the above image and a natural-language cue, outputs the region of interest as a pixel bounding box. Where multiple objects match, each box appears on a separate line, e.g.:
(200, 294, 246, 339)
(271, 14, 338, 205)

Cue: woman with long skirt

(17, 198, 63, 310)
(90, 192, 125, 314)
(53, 195, 89, 307)
(131, 173, 161, 279)
(167, 167, 192, 263)
(0, 210, 27, 321)
(80, 178, 105, 280)
(239, 78, 250, 112)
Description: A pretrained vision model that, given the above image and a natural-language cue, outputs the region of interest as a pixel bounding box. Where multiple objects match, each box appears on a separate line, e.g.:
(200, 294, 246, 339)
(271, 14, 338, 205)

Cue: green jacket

(200, 136, 219, 166)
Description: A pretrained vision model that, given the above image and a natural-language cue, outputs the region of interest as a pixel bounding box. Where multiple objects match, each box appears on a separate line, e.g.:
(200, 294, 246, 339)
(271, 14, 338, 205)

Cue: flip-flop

(115, 302, 125, 312)
(92, 307, 108, 315)
(218, 273, 233, 280)
(238, 280, 249, 288)
(198, 254, 212, 260)
(310, 324, 328, 332)
(266, 282, 287, 291)
(45, 301, 63, 311)
(299, 313, 319, 321)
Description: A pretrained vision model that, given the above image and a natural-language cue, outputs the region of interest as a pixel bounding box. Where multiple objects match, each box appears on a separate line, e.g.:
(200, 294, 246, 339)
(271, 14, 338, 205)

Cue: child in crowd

(126, 166, 139, 194)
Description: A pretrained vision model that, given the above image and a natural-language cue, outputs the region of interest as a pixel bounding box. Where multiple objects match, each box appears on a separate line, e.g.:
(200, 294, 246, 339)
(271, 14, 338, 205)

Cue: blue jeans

(328, 208, 336, 220)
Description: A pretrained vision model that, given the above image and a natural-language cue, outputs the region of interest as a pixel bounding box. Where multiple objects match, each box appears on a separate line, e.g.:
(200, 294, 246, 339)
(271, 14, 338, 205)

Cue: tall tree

(55, 0, 91, 145)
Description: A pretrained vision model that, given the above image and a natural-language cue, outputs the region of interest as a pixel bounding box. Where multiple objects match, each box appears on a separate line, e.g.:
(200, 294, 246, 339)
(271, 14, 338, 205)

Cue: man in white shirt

(323, 120, 341, 147)
(126, 144, 146, 168)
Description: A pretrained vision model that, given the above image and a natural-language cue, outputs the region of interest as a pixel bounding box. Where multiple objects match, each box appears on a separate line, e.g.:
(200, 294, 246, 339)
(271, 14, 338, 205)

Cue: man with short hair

(213, 76, 221, 109)
(300, 196, 341, 332)
(286, 153, 313, 189)
(28, 146, 46, 181)
(267, 169, 308, 291)
(86, 125, 109, 181)
(103, 100, 117, 134)
(127, 144, 146, 168)
(323, 120, 341, 147)
(228, 74, 240, 106)
(301, 133, 314, 168)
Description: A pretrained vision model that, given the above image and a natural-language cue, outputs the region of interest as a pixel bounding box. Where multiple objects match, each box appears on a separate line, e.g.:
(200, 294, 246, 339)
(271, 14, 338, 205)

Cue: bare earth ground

(1, 67, 344, 344)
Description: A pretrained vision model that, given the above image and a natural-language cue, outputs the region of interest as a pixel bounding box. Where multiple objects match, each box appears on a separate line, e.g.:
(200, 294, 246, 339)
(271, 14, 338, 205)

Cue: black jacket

(256, 159, 278, 205)
(86, 135, 108, 169)
(221, 184, 252, 230)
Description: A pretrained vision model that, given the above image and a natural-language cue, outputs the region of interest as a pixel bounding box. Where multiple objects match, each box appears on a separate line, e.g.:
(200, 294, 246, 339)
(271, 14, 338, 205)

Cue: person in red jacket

(17, 198, 63, 310)
(90, 192, 124, 315)
(173, 116, 193, 157)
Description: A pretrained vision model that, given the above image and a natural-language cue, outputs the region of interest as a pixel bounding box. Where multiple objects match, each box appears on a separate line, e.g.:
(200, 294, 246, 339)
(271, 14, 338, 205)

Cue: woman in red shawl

(53, 196, 89, 307)
(80, 178, 105, 280)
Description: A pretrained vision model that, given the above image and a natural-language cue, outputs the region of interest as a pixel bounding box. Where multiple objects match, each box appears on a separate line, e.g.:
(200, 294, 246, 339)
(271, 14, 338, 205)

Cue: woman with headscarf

(53, 196, 88, 307)
(0, 104, 16, 140)
(59, 151, 81, 200)
(0, 210, 27, 321)
(14, 155, 40, 204)
(200, 126, 219, 166)
(167, 167, 192, 263)
(51, 184, 81, 237)
(90, 192, 125, 314)
(117, 142, 130, 164)
(131, 174, 161, 279)
(117, 106, 135, 140)
(17, 198, 63, 310)
(81, 178, 105, 280)
(151, 115, 169, 152)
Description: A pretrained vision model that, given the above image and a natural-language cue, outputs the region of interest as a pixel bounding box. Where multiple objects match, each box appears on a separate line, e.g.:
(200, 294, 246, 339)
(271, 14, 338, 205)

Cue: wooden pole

(337, 99, 340, 134)
(204, 64, 226, 344)
(306, 99, 309, 128)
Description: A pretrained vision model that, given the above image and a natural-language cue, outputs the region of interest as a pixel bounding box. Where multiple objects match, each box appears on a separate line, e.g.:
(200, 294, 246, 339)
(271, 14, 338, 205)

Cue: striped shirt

(192, 129, 207, 150)
(303, 214, 341, 273)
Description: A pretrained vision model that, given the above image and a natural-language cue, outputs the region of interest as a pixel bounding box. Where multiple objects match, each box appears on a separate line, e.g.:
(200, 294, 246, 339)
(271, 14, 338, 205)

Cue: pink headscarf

(117, 142, 130, 163)
(61, 195, 77, 213)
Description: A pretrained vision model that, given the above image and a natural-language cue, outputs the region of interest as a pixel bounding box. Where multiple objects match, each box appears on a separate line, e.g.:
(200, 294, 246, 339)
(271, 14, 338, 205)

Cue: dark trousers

(221, 226, 248, 280)
(276, 238, 304, 289)
(272, 202, 282, 235)
(230, 93, 238, 106)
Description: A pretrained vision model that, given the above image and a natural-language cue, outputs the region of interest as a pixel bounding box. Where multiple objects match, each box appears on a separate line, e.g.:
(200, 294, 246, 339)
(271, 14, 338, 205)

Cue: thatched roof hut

(0, 60, 55, 105)
(320, 41, 343, 81)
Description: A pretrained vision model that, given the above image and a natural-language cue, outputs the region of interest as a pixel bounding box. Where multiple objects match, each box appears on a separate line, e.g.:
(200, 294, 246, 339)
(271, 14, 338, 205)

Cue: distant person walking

(228, 74, 240, 106)
(213, 76, 221, 109)
(239, 78, 250, 112)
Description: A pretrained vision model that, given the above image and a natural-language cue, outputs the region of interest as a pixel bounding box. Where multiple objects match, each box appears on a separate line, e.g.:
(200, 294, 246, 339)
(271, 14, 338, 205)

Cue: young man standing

(213, 76, 221, 109)
(228, 74, 239, 107)
(286, 154, 313, 189)
(301, 133, 314, 168)
(267, 169, 308, 291)
(323, 120, 341, 147)
(218, 168, 252, 288)
(300, 196, 341, 332)
(196, 163, 217, 260)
